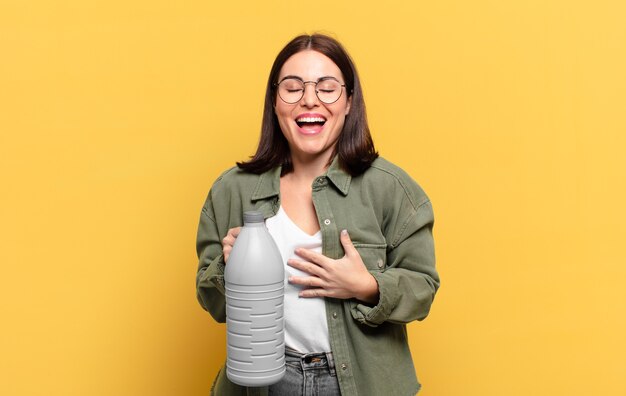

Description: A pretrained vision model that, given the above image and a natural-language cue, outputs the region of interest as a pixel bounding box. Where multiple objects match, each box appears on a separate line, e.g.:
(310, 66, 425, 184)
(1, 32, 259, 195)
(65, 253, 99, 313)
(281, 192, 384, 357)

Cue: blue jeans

(268, 348, 341, 396)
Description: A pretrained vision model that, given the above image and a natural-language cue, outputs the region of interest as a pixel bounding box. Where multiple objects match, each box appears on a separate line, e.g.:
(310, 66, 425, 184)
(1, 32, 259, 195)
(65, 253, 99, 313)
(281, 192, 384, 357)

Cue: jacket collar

(325, 156, 352, 196)
(251, 156, 351, 201)
(251, 165, 281, 201)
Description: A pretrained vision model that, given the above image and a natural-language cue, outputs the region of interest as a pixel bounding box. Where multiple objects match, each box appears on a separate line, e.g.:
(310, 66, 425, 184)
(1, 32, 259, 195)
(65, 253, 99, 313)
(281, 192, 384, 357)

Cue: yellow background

(1, 0, 625, 395)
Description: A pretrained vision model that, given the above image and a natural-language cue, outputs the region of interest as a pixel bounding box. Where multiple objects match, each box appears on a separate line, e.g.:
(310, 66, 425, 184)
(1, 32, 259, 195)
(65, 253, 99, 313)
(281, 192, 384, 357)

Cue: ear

(345, 95, 352, 116)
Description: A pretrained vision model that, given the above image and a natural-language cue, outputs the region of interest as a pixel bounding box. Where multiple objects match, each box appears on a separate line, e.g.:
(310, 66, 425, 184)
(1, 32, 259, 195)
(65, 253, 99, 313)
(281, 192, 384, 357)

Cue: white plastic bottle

(224, 211, 285, 387)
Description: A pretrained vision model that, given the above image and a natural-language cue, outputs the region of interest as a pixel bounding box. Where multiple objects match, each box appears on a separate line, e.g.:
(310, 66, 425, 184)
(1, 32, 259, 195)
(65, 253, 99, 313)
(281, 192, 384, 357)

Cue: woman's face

(274, 50, 351, 165)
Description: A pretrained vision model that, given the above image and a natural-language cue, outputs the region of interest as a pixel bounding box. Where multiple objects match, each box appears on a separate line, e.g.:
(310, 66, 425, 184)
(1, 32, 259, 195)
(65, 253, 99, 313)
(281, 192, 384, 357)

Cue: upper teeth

(297, 117, 325, 123)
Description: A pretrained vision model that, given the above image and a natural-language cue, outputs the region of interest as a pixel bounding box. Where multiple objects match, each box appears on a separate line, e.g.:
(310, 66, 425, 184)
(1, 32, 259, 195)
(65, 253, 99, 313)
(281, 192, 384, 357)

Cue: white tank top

(265, 206, 331, 353)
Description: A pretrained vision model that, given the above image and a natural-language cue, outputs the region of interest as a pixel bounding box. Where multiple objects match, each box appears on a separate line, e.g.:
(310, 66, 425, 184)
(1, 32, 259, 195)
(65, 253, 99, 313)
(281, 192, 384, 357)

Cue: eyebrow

(279, 75, 339, 82)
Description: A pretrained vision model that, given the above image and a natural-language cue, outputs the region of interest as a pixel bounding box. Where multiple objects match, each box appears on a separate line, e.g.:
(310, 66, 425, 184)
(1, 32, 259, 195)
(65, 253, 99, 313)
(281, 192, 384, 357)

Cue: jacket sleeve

(350, 199, 439, 327)
(195, 191, 227, 323)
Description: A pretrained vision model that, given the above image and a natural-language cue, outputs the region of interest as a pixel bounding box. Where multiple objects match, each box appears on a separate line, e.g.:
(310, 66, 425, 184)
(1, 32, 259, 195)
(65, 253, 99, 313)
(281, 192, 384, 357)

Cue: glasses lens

(316, 79, 342, 104)
(278, 78, 304, 103)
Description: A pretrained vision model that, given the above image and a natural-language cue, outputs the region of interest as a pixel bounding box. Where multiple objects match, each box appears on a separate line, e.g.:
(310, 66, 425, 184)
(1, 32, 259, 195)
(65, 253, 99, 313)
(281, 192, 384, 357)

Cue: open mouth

(295, 115, 327, 129)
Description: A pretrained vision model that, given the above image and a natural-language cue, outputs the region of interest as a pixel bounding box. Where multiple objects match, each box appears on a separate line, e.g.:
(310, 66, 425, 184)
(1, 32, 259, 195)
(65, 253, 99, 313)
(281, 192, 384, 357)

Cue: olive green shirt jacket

(196, 156, 440, 396)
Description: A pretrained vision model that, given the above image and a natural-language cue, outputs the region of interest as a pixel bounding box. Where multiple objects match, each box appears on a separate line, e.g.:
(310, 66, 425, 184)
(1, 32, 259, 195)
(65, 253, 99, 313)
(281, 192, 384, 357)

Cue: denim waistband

(285, 347, 336, 376)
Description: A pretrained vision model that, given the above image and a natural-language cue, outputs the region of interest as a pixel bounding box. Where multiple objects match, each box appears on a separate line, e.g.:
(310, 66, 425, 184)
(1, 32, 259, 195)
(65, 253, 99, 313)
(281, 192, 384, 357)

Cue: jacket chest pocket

(353, 243, 388, 272)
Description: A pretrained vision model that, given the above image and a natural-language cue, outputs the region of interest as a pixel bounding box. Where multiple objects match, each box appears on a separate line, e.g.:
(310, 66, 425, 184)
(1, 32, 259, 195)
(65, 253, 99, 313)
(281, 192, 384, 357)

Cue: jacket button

(332, 312, 338, 318)
(377, 259, 384, 268)
(323, 219, 331, 225)
(341, 363, 347, 370)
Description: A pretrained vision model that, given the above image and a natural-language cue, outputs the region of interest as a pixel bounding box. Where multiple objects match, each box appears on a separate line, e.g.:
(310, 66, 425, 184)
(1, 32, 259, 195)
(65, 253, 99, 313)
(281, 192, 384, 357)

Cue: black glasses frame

(274, 76, 346, 104)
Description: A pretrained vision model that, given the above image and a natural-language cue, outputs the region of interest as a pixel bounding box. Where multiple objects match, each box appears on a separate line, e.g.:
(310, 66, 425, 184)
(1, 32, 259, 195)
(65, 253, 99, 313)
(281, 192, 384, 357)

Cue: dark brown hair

(237, 33, 378, 176)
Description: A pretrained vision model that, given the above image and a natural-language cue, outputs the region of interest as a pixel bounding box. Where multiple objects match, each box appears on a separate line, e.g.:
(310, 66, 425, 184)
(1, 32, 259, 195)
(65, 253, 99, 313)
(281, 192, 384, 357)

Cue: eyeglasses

(275, 77, 346, 104)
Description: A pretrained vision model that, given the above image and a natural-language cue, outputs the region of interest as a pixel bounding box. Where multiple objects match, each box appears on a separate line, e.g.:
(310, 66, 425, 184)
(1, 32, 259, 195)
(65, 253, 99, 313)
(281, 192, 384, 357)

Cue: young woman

(196, 34, 440, 396)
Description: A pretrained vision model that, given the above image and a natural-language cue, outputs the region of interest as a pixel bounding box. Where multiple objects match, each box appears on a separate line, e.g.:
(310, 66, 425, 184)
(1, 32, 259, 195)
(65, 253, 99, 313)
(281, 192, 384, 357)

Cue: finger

(294, 248, 328, 267)
(229, 227, 241, 238)
(288, 275, 326, 289)
(223, 246, 232, 263)
(222, 235, 233, 247)
(223, 227, 242, 264)
(340, 229, 357, 257)
(299, 288, 330, 298)
(287, 259, 326, 278)
(223, 226, 241, 246)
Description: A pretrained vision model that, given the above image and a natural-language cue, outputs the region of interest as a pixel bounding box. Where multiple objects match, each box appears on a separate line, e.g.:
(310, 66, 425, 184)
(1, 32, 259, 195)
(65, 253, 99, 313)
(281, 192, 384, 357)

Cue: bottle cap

(243, 211, 264, 223)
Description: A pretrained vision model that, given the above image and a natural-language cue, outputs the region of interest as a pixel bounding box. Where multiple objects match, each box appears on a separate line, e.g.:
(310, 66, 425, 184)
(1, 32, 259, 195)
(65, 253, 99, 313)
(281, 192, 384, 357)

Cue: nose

(301, 82, 319, 108)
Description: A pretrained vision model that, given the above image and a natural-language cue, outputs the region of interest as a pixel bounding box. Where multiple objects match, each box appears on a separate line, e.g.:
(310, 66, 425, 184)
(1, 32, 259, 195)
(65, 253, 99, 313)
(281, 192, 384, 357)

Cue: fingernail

(341, 229, 348, 236)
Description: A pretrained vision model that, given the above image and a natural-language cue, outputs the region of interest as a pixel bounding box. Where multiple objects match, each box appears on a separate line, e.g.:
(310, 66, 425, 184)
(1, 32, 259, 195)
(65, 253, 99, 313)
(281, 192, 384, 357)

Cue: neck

(288, 150, 334, 182)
